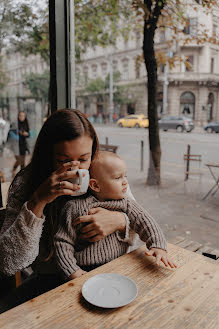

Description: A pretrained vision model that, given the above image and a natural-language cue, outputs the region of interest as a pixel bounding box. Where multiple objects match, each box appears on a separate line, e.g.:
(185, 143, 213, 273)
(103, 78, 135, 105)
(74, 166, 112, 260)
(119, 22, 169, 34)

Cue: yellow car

(117, 114, 149, 128)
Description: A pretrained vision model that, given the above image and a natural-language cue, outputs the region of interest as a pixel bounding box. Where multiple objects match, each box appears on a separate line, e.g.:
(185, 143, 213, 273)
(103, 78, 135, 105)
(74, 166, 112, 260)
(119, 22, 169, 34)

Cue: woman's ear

(89, 178, 100, 193)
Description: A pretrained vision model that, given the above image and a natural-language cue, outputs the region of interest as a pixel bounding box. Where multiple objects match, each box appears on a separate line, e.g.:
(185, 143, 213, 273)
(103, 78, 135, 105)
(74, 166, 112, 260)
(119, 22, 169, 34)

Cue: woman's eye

(56, 159, 69, 164)
(79, 159, 88, 162)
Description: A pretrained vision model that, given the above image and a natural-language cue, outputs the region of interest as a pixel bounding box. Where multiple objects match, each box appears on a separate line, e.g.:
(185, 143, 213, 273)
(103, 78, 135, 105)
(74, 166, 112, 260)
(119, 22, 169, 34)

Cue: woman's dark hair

(29, 109, 99, 191)
(28, 109, 99, 261)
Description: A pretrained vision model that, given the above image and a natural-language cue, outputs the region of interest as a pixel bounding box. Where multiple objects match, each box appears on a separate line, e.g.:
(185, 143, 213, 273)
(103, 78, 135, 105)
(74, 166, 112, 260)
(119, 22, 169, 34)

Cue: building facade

(75, 2, 219, 125)
(1, 1, 219, 126)
(0, 52, 47, 133)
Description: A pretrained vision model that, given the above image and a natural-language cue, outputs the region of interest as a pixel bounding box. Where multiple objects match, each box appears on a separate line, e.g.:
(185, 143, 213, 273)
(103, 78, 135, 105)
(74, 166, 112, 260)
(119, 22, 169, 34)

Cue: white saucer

(82, 273, 138, 308)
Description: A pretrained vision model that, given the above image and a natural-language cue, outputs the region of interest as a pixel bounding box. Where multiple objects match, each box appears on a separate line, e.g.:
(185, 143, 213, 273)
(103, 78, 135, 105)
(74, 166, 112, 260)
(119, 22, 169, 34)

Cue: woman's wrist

(27, 193, 47, 218)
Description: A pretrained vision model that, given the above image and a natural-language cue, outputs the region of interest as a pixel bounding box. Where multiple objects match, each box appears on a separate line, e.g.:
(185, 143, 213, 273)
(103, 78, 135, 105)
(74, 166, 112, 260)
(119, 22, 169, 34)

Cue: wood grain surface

(1, 243, 219, 329)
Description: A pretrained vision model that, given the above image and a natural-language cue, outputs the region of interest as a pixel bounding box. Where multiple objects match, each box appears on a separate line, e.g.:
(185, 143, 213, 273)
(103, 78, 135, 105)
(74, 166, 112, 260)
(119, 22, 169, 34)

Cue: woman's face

(18, 112, 26, 122)
(53, 134, 93, 170)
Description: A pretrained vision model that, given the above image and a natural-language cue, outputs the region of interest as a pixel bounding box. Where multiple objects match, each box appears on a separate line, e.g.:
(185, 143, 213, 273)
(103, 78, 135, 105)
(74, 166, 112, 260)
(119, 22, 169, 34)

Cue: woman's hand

(145, 248, 177, 268)
(33, 161, 81, 205)
(73, 207, 126, 242)
(27, 161, 81, 217)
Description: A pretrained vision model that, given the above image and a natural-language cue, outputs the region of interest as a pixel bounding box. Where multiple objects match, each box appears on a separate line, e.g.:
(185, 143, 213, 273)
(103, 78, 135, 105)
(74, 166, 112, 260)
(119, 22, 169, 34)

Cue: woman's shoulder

(8, 165, 32, 200)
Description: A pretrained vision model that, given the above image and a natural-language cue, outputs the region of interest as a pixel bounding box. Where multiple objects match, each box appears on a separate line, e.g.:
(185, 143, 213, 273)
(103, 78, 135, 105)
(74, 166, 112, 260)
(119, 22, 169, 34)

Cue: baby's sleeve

(127, 199, 167, 251)
(116, 184, 138, 245)
(54, 202, 81, 278)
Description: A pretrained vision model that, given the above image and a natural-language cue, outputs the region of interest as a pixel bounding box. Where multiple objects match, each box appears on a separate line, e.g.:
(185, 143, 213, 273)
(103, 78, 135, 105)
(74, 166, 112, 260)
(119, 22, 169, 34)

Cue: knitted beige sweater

(0, 168, 135, 276)
(54, 195, 167, 278)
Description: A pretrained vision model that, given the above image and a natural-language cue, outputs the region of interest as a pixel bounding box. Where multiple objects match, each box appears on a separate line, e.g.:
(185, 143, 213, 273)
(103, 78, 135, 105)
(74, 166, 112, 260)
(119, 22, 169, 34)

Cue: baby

(54, 151, 176, 280)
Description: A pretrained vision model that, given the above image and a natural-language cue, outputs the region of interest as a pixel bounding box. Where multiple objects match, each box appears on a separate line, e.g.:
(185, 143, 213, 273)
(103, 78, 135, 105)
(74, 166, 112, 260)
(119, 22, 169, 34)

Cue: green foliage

(85, 78, 105, 93)
(75, 0, 132, 57)
(24, 70, 49, 100)
(114, 85, 136, 105)
(104, 71, 121, 89)
(1, 0, 134, 62)
(84, 71, 135, 105)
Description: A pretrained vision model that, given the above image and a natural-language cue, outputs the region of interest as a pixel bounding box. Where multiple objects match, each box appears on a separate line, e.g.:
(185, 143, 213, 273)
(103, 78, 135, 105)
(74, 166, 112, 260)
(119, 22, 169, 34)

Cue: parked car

(117, 114, 149, 128)
(203, 121, 219, 133)
(158, 116, 194, 132)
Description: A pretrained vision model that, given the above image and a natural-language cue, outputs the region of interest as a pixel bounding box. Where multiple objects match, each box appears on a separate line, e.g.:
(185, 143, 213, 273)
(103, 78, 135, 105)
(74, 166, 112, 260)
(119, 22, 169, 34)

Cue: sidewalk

(128, 170, 219, 250)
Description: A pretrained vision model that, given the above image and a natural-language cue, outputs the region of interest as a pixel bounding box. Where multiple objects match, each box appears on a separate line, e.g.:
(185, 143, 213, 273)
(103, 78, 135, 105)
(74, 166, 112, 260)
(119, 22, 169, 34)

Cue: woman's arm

(0, 173, 45, 275)
(0, 162, 86, 276)
(72, 184, 134, 243)
(72, 207, 127, 242)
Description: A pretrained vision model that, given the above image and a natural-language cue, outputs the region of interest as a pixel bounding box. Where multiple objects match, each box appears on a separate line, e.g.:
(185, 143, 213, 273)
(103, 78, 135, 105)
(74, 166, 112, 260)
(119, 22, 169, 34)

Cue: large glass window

(0, 0, 49, 180)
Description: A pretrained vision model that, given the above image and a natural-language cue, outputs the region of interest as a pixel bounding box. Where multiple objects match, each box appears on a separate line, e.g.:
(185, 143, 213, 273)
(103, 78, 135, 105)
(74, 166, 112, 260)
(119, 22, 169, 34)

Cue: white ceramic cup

(68, 168, 90, 196)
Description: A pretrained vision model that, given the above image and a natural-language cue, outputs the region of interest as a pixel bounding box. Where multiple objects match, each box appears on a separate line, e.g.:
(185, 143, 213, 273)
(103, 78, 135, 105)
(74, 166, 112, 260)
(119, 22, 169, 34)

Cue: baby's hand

(145, 248, 177, 268)
(69, 269, 87, 280)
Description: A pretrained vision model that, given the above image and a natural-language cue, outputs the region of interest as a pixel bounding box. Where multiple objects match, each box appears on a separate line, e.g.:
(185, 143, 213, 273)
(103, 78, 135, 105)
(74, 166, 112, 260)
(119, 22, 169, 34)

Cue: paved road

(94, 125, 219, 179)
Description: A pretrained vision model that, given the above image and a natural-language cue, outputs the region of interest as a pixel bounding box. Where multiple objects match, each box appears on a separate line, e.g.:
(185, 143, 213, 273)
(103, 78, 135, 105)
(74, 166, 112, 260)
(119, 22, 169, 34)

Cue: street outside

(0, 124, 218, 249)
(94, 125, 219, 249)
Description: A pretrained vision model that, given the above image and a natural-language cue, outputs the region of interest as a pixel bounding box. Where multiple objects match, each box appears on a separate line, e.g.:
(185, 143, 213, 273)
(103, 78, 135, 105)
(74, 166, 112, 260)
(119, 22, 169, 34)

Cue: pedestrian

(12, 111, 30, 177)
(0, 109, 133, 313)
(113, 112, 117, 123)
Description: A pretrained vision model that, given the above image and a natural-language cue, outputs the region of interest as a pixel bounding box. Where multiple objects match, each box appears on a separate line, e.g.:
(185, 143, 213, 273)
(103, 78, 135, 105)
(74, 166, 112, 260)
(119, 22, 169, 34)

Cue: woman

(12, 111, 30, 176)
(0, 109, 130, 311)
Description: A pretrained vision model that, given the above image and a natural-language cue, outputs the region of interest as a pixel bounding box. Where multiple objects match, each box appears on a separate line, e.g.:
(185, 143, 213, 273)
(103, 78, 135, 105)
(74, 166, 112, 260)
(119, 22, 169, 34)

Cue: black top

(18, 119, 30, 155)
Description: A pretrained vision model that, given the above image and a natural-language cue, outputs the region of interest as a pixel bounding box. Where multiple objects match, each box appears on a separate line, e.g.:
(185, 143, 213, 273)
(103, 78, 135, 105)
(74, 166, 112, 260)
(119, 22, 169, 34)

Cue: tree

(85, 78, 105, 94)
(83, 71, 136, 109)
(132, 0, 219, 185)
(24, 70, 50, 101)
(1, 0, 133, 63)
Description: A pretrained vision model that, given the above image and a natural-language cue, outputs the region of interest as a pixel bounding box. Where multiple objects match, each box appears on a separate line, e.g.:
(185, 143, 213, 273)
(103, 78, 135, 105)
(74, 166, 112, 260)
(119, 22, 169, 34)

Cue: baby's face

(97, 157, 128, 200)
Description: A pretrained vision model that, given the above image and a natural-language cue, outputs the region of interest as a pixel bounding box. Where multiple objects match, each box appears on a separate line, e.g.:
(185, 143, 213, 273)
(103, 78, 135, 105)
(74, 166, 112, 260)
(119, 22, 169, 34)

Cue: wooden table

(202, 163, 219, 200)
(1, 243, 219, 329)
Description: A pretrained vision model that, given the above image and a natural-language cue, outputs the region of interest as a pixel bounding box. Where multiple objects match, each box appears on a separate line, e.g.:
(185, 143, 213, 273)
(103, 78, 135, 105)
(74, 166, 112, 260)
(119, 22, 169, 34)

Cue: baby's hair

(90, 151, 121, 178)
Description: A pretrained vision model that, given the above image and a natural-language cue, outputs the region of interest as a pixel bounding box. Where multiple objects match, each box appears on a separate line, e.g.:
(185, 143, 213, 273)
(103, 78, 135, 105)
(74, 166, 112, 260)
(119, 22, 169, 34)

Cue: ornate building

(76, 3, 219, 125)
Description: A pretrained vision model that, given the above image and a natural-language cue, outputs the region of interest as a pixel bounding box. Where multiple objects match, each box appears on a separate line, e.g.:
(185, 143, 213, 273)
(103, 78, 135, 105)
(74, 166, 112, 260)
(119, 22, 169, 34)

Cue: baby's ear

(89, 178, 100, 192)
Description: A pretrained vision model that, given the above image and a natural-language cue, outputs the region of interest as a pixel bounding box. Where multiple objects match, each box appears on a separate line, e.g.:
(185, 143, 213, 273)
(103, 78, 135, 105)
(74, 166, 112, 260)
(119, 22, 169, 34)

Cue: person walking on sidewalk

(12, 111, 30, 176)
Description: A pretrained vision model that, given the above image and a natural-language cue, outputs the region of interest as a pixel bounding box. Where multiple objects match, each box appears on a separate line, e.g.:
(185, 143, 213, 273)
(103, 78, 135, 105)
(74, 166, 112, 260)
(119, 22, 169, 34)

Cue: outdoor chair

(183, 152, 203, 195)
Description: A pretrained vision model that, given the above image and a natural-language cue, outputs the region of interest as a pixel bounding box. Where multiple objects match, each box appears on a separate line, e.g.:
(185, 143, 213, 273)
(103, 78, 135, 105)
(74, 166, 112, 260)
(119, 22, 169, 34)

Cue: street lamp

(162, 51, 173, 116)
(109, 54, 114, 123)
(162, 63, 168, 116)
